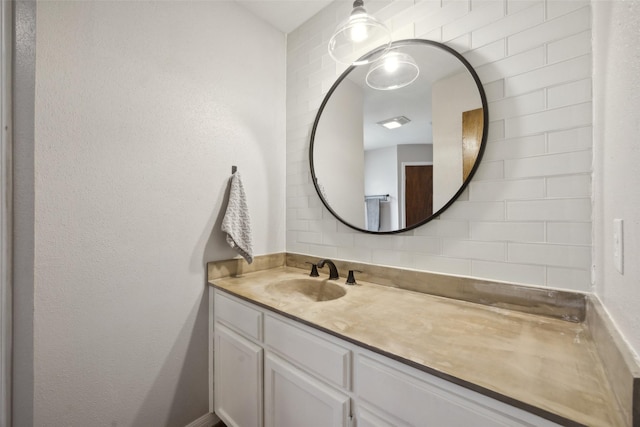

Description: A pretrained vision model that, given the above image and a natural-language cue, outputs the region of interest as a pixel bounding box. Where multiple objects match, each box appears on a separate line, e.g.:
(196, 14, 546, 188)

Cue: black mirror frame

(309, 39, 489, 235)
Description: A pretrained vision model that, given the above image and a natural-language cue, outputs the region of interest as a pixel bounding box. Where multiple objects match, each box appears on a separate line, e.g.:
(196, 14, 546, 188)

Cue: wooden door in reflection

(405, 165, 433, 228)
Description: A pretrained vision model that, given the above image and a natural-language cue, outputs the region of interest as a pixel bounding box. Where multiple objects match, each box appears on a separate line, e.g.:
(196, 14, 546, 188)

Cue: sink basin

(266, 278, 346, 302)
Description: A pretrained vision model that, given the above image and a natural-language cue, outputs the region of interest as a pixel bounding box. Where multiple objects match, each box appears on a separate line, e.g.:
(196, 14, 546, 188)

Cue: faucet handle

(305, 262, 319, 277)
(346, 270, 363, 285)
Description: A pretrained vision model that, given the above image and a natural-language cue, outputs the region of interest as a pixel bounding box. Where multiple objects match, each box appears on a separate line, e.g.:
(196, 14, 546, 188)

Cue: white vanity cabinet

(213, 290, 351, 427)
(212, 288, 561, 427)
(264, 353, 351, 427)
(214, 325, 263, 427)
(213, 292, 264, 427)
(263, 314, 352, 427)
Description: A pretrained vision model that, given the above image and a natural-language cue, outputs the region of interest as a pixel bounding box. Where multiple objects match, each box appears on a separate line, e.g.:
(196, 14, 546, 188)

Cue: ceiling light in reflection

(366, 51, 420, 90)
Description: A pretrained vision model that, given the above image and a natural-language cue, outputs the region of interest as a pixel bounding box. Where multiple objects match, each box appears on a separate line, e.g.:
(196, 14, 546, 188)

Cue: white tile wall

(286, 0, 593, 291)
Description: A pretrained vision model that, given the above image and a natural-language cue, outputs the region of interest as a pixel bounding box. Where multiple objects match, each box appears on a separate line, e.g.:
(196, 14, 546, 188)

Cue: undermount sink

(266, 278, 346, 302)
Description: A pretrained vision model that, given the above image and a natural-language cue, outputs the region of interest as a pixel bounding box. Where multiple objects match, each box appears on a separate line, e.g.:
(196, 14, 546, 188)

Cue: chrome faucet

(317, 259, 339, 280)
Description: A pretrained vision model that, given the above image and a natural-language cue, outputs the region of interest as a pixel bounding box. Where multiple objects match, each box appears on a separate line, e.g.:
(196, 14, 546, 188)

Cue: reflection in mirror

(310, 39, 488, 234)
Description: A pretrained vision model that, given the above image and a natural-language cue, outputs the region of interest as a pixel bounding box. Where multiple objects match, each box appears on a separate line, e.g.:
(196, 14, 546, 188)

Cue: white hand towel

(221, 171, 253, 264)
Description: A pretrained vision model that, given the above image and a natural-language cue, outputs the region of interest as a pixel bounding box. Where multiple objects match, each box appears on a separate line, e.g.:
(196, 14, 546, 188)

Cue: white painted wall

(432, 71, 482, 210)
(365, 146, 398, 231)
(287, 0, 593, 288)
(313, 78, 365, 228)
(592, 0, 640, 357)
(15, 1, 285, 425)
(13, 2, 36, 425)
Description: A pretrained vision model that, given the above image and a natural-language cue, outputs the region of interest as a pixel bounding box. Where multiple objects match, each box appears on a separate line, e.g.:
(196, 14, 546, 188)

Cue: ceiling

(235, 0, 334, 33)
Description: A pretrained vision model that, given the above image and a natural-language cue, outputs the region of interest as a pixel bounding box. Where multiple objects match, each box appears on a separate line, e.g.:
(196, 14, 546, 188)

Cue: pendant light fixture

(328, 0, 392, 66)
(366, 50, 420, 90)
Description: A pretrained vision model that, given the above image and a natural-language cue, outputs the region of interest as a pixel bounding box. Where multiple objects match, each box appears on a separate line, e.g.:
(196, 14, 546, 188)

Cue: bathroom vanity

(208, 254, 632, 427)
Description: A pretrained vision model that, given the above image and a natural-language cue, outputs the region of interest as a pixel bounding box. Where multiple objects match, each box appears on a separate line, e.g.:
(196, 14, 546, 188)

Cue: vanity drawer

(264, 315, 351, 390)
(214, 291, 263, 342)
(355, 354, 560, 427)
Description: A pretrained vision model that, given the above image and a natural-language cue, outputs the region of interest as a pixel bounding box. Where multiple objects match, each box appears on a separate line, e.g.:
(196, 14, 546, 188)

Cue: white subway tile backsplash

(508, 242, 590, 269)
(547, 78, 591, 109)
(488, 90, 545, 120)
(307, 218, 338, 233)
(488, 119, 506, 141)
(507, 6, 590, 55)
(322, 231, 355, 247)
(482, 134, 545, 161)
(287, 125, 311, 142)
(443, 239, 506, 261)
(390, 23, 415, 40)
(476, 46, 545, 84)
(547, 221, 591, 245)
(298, 231, 323, 245)
(415, 0, 470, 37)
(296, 206, 323, 220)
(483, 79, 505, 101)
(288, 195, 309, 209)
(506, 198, 591, 221)
(336, 246, 373, 264)
(505, 54, 591, 97)
(506, 0, 543, 15)
(472, 260, 545, 285)
(287, 218, 309, 232)
(443, 0, 505, 42)
(471, 1, 543, 49)
(546, 0, 589, 20)
(547, 266, 591, 291)
(471, 160, 505, 181)
(548, 126, 592, 153)
(287, 239, 310, 256)
(308, 65, 338, 89)
(546, 174, 591, 198)
(307, 243, 338, 259)
(402, 235, 442, 254)
(413, 253, 472, 275)
(446, 33, 472, 51)
(441, 201, 506, 220)
(547, 30, 591, 63)
(504, 150, 592, 179)
(414, 219, 471, 238)
(308, 195, 323, 208)
(354, 233, 407, 250)
(469, 178, 544, 201)
(504, 102, 592, 138)
(470, 221, 545, 241)
(372, 249, 415, 269)
(421, 27, 443, 41)
(388, 2, 428, 32)
(376, 0, 416, 23)
(287, 0, 593, 292)
(463, 39, 506, 67)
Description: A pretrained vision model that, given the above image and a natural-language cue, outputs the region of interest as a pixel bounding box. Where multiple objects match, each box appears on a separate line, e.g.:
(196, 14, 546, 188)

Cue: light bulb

(327, 0, 392, 65)
(366, 51, 420, 90)
(350, 22, 368, 42)
(384, 55, 400, 73)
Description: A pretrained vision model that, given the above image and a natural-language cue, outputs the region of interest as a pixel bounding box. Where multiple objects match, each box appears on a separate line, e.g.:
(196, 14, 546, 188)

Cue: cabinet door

(214, 324, 263, 427)
(264, 353, 350, 427)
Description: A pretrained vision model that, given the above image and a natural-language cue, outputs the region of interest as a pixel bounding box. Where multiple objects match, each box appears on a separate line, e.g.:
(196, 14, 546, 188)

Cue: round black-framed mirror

(310, 39, 488, 234)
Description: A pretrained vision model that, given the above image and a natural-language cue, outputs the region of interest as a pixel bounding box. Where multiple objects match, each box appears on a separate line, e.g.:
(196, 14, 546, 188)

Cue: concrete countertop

(210, 266, 624, 427)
